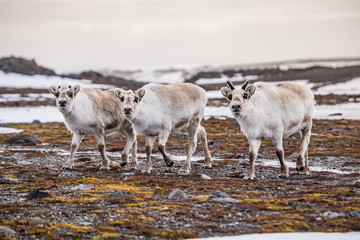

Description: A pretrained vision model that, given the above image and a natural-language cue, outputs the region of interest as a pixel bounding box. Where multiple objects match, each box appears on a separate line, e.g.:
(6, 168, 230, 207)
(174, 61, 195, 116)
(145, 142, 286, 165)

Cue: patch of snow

(193, 232, 360, 240)
(0, 71, 113, 89)
(0, 106, 63, 123)
(0, 127, 23, 134)
(313, 103, 360, 120)
(195, 74, 259, 85)
(279, 60, 360, 71)
(315, 77, 360, 95)
(131, 70, 185, 84)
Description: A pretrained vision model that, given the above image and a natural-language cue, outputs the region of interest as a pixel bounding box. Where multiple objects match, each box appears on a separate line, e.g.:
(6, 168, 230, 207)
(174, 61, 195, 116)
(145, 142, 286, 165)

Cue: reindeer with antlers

(221, 80, 315, 179)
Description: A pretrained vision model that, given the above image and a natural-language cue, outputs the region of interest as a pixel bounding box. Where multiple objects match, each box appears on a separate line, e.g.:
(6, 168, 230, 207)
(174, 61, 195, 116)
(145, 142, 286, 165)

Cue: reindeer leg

(297, 119, 312, 175)
(243, 138, 261, 180)
(197, 125, 213, 169)
(120, 125, 138, 170)
(273, 136, 289, 178)
(95, 132, 111, 170)
(62, 133, 83, 170)
(158, 130, 174, 167)
(143, 136, 156, 174)
(179, 116, 200, 174)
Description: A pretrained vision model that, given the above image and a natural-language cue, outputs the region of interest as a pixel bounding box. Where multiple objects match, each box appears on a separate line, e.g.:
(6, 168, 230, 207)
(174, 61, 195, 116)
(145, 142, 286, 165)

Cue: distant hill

(1, 56, 360, 90)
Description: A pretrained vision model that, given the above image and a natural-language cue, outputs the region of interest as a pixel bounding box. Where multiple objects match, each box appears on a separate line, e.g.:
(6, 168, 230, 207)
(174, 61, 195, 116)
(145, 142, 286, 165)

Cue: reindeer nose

(232, 104, 241, 111)
(124, 108, 132, 114)
(59, 100, 67, 107)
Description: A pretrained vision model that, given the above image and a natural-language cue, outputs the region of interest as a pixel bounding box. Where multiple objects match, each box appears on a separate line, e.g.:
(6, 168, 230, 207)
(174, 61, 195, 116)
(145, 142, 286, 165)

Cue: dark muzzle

(59, 100, 67, 107)
(124, 108, 132, 115)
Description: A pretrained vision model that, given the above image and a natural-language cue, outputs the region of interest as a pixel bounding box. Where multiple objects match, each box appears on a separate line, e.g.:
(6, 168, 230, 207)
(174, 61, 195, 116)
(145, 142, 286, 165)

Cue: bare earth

(0, 116, 359, 239)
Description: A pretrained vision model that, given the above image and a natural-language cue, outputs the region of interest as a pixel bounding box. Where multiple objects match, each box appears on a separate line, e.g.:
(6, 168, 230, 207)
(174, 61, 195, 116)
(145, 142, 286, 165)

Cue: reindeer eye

(228, 94, 232, 100)
(120, 97, 124, 102)
(243, 93, 248, 99)
(68, 92, 73, 98)
(134, 97, 138, 103)
(55, 93, 59, 98)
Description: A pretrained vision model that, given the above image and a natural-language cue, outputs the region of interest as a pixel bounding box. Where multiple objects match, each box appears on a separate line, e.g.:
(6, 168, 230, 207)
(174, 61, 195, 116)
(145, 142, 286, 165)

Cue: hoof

(142, 169, 152, 174)
(166, 161, 174, 167)
(120, 162, 127, 167)
(200, 165, 212, 169)
(100, 166, 110, 171)
(130, 167, 137, 171)
(296, 166, 304, 171)
(61, 166, 73, 170)
(243, 175, 256, 180)
(178, 169, 190, 174)
(278, 174, 289, 179)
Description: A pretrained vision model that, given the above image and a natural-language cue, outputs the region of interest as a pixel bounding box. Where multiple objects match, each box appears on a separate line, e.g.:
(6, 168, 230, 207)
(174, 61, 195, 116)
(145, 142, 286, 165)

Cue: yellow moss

(50, 222, 92, 233)
(242, 198, 262, 203)
(335, 189, 352, 194)
(4, 174, 17, 178)
(153, 229, 197, 239)
(97, 183, 150, 195)
(101, 232, 123, 238)
(262, 220, 310, 232)
(246, 191, 261, 195)
(44, 196, 104, 203)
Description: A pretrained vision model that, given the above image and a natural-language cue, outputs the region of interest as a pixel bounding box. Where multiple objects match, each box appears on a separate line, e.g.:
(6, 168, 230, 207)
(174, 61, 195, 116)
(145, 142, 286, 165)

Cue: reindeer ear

(49, 85, 59, 97)
(135, 88, 145, 102)
(73, 85, 81, 97)
(220, 87, 232, 101)
(114, 88, 125, 99)
(244, 85, 256, 100)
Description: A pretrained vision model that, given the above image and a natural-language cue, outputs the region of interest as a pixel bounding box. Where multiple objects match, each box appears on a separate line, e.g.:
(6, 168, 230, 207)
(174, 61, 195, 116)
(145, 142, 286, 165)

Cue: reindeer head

(114, 87, 146, 121)
(220, 80, 256, 117)
(49, 84, 81, 114)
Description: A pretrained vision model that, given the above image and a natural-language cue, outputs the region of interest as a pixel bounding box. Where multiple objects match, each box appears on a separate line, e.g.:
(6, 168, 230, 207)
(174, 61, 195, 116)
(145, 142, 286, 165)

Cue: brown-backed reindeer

(221, 80, 314, 179)
(49, 84, 137, 170)
(114, 83, 212, 174)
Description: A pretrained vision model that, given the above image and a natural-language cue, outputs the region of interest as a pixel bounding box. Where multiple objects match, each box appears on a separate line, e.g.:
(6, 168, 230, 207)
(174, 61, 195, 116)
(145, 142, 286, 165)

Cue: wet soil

(0, 118, 359, 239)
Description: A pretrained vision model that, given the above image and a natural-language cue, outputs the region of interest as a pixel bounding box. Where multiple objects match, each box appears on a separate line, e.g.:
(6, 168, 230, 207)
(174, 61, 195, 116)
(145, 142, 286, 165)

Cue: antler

(226, 80, 236, 90)
(242, 80, 249, 90)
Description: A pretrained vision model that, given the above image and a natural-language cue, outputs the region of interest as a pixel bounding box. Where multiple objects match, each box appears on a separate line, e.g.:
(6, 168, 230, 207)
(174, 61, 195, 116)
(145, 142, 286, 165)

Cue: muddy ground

(0, 117, 359, 239)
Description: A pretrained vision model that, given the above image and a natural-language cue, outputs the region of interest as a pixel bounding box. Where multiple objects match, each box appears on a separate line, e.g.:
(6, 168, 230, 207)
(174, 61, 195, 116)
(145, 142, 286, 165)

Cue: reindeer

(49, 84, 137, 170)
(114, 83, 212, 174)
(221, 80, 314, 179)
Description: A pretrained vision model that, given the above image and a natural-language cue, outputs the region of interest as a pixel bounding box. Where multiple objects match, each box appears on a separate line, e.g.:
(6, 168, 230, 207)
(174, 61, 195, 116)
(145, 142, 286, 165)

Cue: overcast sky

(0, 0, 359, 73)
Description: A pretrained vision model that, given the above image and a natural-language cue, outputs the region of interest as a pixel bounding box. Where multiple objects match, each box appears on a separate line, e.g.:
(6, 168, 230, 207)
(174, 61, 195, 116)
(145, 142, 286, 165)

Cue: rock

(211, 190, 229, 198)
(59, 172, 82, 178)
(322, 211, 345, 219)
(0, 156, 13, 161)
(168, 188, 187, 200)
(350, 210, 360, 218)
(207, 140, 214, 146)
(329, 113, 342, 117)
(78, 221, 92, 226)
(10, 134, 42, 145)
(0, 175, 19, 182)
(106, 191, 131, 199)
(331, 128, 349, 133)
(200, 174, 212, 180)
(0, 226, 17, 237)
(0, 56, 56, 76)
(32, 119, 41, 124)
(210, 144, 219, 148)
(214, 198, 239, 203)
(352, 180, 360, 186)
(71, 184, 91, 191)
(27, 189, 52, 200)
(17, 160, 32, 165)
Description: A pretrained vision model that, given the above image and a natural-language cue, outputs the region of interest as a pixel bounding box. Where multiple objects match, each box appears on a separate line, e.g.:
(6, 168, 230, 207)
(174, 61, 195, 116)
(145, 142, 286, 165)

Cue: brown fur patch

(149, 83, 205, 105)
(82, 88, 124, 127)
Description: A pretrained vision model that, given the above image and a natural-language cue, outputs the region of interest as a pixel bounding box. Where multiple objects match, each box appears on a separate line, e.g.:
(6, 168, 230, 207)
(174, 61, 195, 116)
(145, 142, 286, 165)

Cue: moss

(50, 222, 92, 233)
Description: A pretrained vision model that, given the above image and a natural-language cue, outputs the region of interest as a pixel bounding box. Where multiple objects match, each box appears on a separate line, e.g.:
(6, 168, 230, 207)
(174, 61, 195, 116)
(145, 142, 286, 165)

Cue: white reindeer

(221, 80, 314, 179)
(114, 83, 212, 174)
(49, 84, 137, 170)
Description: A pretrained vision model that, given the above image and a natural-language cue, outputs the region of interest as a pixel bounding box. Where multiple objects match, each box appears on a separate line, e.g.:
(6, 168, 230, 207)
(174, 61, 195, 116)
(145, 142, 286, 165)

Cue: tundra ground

(0, 118, 359, 239)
